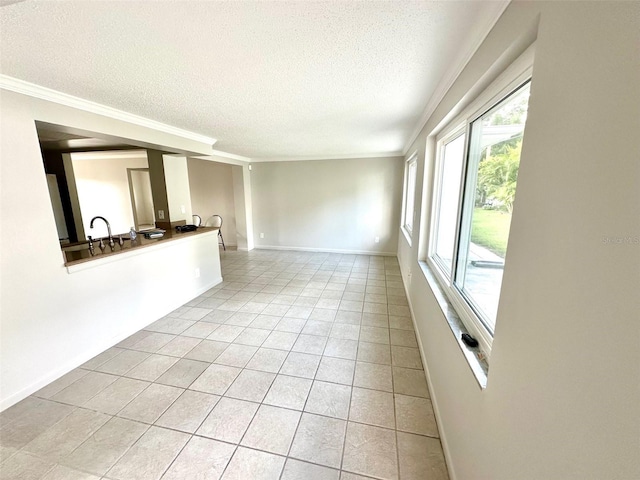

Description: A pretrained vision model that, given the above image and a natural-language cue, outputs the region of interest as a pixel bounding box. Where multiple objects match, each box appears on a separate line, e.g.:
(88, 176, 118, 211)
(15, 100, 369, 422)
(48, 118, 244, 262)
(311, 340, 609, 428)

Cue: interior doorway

(127, 168, 155, 231)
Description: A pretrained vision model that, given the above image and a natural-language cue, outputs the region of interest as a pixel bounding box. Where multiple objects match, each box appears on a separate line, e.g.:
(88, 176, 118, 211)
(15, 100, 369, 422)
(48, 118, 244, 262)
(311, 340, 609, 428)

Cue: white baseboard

(255, 244, 396, 256)
(399, 261, 457, 480)
(0, 277, 222, 412)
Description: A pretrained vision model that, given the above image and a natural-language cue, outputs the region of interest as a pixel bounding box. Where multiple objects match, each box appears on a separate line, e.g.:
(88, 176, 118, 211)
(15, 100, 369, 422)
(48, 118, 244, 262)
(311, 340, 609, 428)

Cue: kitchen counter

(62, 227, 219, 266)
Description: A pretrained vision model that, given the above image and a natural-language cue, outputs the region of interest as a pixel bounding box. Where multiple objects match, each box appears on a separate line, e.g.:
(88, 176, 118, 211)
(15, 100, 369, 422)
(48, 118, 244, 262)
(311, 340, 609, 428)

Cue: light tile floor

(0, 250, 449, 480)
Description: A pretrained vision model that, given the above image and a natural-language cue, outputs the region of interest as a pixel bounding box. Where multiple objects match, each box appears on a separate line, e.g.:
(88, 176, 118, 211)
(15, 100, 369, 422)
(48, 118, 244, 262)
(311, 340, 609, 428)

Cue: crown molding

(0, 75, 218, 147)
(70, 149, 148, 161)
(189, 150, 252, 167)
(403, 0, 511, 155)
(210, 149, 252, 162)
(251, 151, 404, 163)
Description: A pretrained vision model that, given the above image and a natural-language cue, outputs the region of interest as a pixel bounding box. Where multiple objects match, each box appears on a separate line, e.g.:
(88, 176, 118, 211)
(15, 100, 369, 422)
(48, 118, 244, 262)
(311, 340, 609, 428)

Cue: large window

(428, 65, 532, 354)
(402, 153, 418, 238)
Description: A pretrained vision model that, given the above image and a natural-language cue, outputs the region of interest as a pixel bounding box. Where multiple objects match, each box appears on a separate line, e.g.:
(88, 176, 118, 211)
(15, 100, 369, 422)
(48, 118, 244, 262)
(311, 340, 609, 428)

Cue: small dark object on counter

(461, 333, 479, 348)
(176, 224, 198, 233)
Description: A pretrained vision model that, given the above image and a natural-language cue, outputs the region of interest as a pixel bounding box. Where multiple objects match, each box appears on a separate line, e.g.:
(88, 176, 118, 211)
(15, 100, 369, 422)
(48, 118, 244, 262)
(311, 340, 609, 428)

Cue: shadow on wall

(187, 158, 237, 246)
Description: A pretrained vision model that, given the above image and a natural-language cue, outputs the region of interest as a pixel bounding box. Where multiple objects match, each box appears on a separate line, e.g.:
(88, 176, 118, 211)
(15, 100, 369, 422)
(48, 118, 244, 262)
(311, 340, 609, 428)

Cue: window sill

(418, 260, 489, 389)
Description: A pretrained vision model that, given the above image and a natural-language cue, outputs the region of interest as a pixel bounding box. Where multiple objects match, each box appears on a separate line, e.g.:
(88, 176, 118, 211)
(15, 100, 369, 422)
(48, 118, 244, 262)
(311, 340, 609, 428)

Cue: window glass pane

(433, 133, 465, 275)
(455, 82, 531, 331)
(404, 160, 417, 232)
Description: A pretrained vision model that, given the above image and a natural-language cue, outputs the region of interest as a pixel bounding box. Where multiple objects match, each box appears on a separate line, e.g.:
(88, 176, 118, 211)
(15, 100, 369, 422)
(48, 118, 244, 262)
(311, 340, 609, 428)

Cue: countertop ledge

(63, 227, 219, 272)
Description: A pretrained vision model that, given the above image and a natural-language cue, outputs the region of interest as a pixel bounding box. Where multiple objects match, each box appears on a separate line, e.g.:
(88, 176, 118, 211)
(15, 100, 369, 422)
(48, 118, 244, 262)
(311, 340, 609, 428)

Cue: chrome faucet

(89, 216, 115, 250)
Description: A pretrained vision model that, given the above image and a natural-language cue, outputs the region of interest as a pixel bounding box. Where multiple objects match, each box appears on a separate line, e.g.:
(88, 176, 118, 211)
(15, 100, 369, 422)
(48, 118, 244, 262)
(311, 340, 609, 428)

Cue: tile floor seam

(281, 355, 333, 469)
(393, 389, 401, 480)
(51, 373, 122, 409)
(154, 430, 194, 480)
(102, 422, 150, 480)
(339, 351, 357, 476)
(114, 382, 182, 424)
(12, 450, 59, 479)
(57, 418, 151, 479)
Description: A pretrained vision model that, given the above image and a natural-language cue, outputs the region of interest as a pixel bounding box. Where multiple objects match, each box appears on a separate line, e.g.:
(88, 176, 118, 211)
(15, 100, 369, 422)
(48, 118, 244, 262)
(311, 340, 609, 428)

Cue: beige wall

(0, 90, 222, 410)
(398, 2, 640, 479)
(251, 157, 404, 254)
(187, 158, 237, 245)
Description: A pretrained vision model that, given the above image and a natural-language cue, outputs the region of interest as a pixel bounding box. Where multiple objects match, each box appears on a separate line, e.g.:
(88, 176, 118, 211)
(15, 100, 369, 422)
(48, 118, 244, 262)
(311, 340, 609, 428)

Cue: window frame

(401, 152, 418, 243)
(430, 125, 466, 279)
(425, 46, 535, 358)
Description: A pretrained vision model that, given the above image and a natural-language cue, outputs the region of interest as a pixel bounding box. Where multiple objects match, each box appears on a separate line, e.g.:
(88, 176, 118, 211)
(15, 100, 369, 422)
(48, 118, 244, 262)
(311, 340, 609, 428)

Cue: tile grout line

(338, 329, 359, 477)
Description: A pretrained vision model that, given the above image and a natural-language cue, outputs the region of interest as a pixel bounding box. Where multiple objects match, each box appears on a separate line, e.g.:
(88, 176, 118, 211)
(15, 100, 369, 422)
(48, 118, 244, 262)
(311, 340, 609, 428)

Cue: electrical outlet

(180, 205, 186, 214)
(374, 236, 380, 243)
(194, 267, 200, 278)
(158, 210, 165, 220)
(260, 233, 264, 238)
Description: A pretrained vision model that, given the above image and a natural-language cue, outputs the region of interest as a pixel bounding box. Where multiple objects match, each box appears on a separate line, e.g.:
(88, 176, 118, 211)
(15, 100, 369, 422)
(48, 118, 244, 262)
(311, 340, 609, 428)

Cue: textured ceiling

(0, 1, 505, 160)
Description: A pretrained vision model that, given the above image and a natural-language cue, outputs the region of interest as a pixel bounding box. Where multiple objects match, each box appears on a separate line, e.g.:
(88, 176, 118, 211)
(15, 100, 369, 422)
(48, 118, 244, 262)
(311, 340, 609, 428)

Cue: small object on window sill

(461, 333, 479, 348)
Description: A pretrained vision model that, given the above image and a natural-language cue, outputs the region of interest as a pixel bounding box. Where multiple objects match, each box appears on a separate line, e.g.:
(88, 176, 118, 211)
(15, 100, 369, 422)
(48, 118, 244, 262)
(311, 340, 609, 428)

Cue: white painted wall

(251, 157, 403, 254)
(398, 2, 640, 479)
(163, 155, 193, 224)
(71, 152, 149, 237)
(0, 90, 222, 410)
(187, 158, 237, 245)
